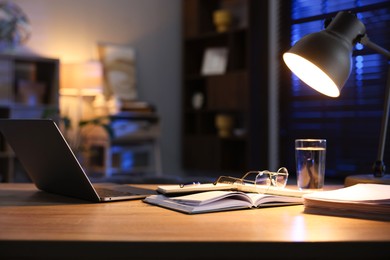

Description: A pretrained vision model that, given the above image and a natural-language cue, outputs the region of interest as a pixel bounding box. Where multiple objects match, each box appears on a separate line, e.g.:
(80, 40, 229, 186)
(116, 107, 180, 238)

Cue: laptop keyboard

(95, 187, 137, 197)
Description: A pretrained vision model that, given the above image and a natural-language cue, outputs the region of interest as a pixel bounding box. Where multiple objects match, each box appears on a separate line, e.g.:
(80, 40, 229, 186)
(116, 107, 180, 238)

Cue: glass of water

(295, 139, 326, 190)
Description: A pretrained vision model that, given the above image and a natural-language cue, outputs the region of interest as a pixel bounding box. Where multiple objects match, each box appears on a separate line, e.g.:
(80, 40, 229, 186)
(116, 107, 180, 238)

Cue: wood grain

(0, 183, 389, 259)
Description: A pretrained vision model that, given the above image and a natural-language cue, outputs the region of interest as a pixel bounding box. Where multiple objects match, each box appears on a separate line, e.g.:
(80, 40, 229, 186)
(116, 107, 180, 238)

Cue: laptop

(0, 119, 157, 202)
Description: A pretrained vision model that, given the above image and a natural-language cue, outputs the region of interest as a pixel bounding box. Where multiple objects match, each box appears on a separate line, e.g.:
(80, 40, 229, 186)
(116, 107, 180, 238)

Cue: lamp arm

(359, 35, 390, 59)
(373, 65, 390, 177)
(360, 35, 390, 177)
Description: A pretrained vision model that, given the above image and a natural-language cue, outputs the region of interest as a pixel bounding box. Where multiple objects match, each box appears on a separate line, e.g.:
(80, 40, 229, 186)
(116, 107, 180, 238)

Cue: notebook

(0, 119, 157, 202)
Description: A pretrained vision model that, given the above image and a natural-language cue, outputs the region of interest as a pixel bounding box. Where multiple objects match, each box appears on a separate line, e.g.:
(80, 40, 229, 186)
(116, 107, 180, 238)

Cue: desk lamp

(283, 11, 390, 186)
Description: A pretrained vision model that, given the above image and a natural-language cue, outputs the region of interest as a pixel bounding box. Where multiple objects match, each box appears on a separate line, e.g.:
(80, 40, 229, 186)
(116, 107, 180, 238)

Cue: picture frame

(201, 47, 228, 76)
(97, 42, 137, 101)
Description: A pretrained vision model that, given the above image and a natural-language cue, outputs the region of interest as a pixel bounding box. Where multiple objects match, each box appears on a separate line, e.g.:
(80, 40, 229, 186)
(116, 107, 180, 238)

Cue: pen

(179, 181, 201, 188)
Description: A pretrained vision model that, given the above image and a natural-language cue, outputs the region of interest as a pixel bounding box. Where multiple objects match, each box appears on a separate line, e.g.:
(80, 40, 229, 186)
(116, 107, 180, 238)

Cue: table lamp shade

(61, 61, 103, 94)
(283, 11, 366, 97)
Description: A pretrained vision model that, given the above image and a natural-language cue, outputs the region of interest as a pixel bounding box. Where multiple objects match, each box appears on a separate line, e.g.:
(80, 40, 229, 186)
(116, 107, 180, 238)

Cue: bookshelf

(181, 0, 270, 176)
(0, 54, 59, 182)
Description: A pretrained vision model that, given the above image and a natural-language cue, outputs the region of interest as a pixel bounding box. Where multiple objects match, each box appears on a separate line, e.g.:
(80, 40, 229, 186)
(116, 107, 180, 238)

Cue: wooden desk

(0, 183, 389, 259)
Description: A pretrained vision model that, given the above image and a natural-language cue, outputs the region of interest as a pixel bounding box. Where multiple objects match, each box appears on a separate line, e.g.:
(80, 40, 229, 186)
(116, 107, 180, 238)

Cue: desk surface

(1, 183, 389, 259)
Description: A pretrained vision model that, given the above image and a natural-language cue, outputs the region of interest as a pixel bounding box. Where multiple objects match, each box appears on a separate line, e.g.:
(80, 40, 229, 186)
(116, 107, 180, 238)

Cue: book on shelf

(157, 183, 309, 198)
(120, 100, 155, 113)
(303, 183, 390, 221)
(144, 190, 303, 214)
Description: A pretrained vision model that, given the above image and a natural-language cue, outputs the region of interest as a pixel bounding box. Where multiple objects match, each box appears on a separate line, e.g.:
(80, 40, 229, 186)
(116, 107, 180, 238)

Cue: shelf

(184, 72, 248, 113)
(184, 27, 247, 42)
(0, 54, 59, 182)
(79, 113, 162, 178)
(183, 0, 249, 38)
(183, 31, 248, 75)
(184, 69, 247, 80)
(181, 0, 268, 174)
(182, 135, 247, 173)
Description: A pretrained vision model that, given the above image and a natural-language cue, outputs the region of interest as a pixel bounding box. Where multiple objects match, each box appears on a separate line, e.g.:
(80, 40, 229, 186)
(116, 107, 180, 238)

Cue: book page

(170, 191, 253, 206)
(303, 184, 390, 203)
(144, 194, 252, 214)
(157, 183, 233, 194)
(238, 184, 309, 197)
(192, 198, 252, 213)
(247, 193, 303, 206)
(303, 184, 390, 221)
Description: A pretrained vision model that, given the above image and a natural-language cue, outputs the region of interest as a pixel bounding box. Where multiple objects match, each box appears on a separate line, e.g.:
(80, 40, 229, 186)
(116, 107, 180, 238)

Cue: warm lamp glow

(60, 61, 103, 96)
(283, 53, 340, 98)
(60, 61, 104, 126)
(283, 12, 367, 99)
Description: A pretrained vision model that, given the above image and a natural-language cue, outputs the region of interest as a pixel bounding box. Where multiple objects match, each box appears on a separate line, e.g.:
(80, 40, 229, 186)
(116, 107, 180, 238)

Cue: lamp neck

(326, 11, 366, 45)
(360, 35, 390, 59)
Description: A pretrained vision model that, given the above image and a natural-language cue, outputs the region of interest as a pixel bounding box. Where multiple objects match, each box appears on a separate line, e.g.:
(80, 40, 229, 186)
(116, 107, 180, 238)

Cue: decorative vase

(215, 114, 234, 138)
(213, 9, 232, 33)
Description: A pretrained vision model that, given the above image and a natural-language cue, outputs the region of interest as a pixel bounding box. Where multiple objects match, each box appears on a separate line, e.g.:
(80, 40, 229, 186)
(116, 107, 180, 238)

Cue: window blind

(283, 0, 390, 178)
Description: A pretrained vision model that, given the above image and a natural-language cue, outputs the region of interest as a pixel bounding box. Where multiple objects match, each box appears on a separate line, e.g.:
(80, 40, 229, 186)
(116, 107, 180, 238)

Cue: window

(281, 0, 390, 179)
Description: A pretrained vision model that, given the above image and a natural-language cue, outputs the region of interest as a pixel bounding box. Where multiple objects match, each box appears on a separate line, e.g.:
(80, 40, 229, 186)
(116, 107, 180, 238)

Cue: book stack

(303, 183, 390, 221)
(120, 100, 155, 113)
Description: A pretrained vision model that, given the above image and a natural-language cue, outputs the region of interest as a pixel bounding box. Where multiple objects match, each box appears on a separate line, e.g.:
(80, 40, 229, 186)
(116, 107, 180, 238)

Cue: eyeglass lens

(255, 167, 288, 188)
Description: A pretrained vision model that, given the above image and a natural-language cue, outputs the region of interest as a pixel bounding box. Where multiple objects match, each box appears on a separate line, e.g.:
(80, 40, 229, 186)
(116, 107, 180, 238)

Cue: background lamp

(283, 11, 390, 186)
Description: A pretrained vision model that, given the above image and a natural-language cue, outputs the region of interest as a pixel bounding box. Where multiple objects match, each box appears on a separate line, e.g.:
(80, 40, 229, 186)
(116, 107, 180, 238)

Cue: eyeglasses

(213, 167, 289, 189)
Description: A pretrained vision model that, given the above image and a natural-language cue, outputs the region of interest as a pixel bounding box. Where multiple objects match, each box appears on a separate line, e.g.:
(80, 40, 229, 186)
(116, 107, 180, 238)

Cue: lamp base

(344, 174, 390, 187)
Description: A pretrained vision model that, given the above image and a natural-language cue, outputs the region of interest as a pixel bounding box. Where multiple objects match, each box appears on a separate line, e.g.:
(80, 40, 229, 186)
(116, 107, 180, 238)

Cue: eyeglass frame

(213, 167, 289, 188)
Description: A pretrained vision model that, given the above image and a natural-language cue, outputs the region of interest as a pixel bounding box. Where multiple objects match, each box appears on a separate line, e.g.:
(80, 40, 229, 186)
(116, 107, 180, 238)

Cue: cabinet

(79, 112, 162, 179)
(0, 54, 59, 182)
(182, 0, 270, 176)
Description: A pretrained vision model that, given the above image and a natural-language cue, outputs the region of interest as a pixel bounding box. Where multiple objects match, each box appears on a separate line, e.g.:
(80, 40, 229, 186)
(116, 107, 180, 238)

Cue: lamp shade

(60, 61, 103, 96)
(283, 12, 366, 97)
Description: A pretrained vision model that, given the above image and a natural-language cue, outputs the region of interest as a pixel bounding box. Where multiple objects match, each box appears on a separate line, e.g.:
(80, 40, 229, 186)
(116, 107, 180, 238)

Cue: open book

(144, 190, 303, 214)
(303, 183, 390, 221)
